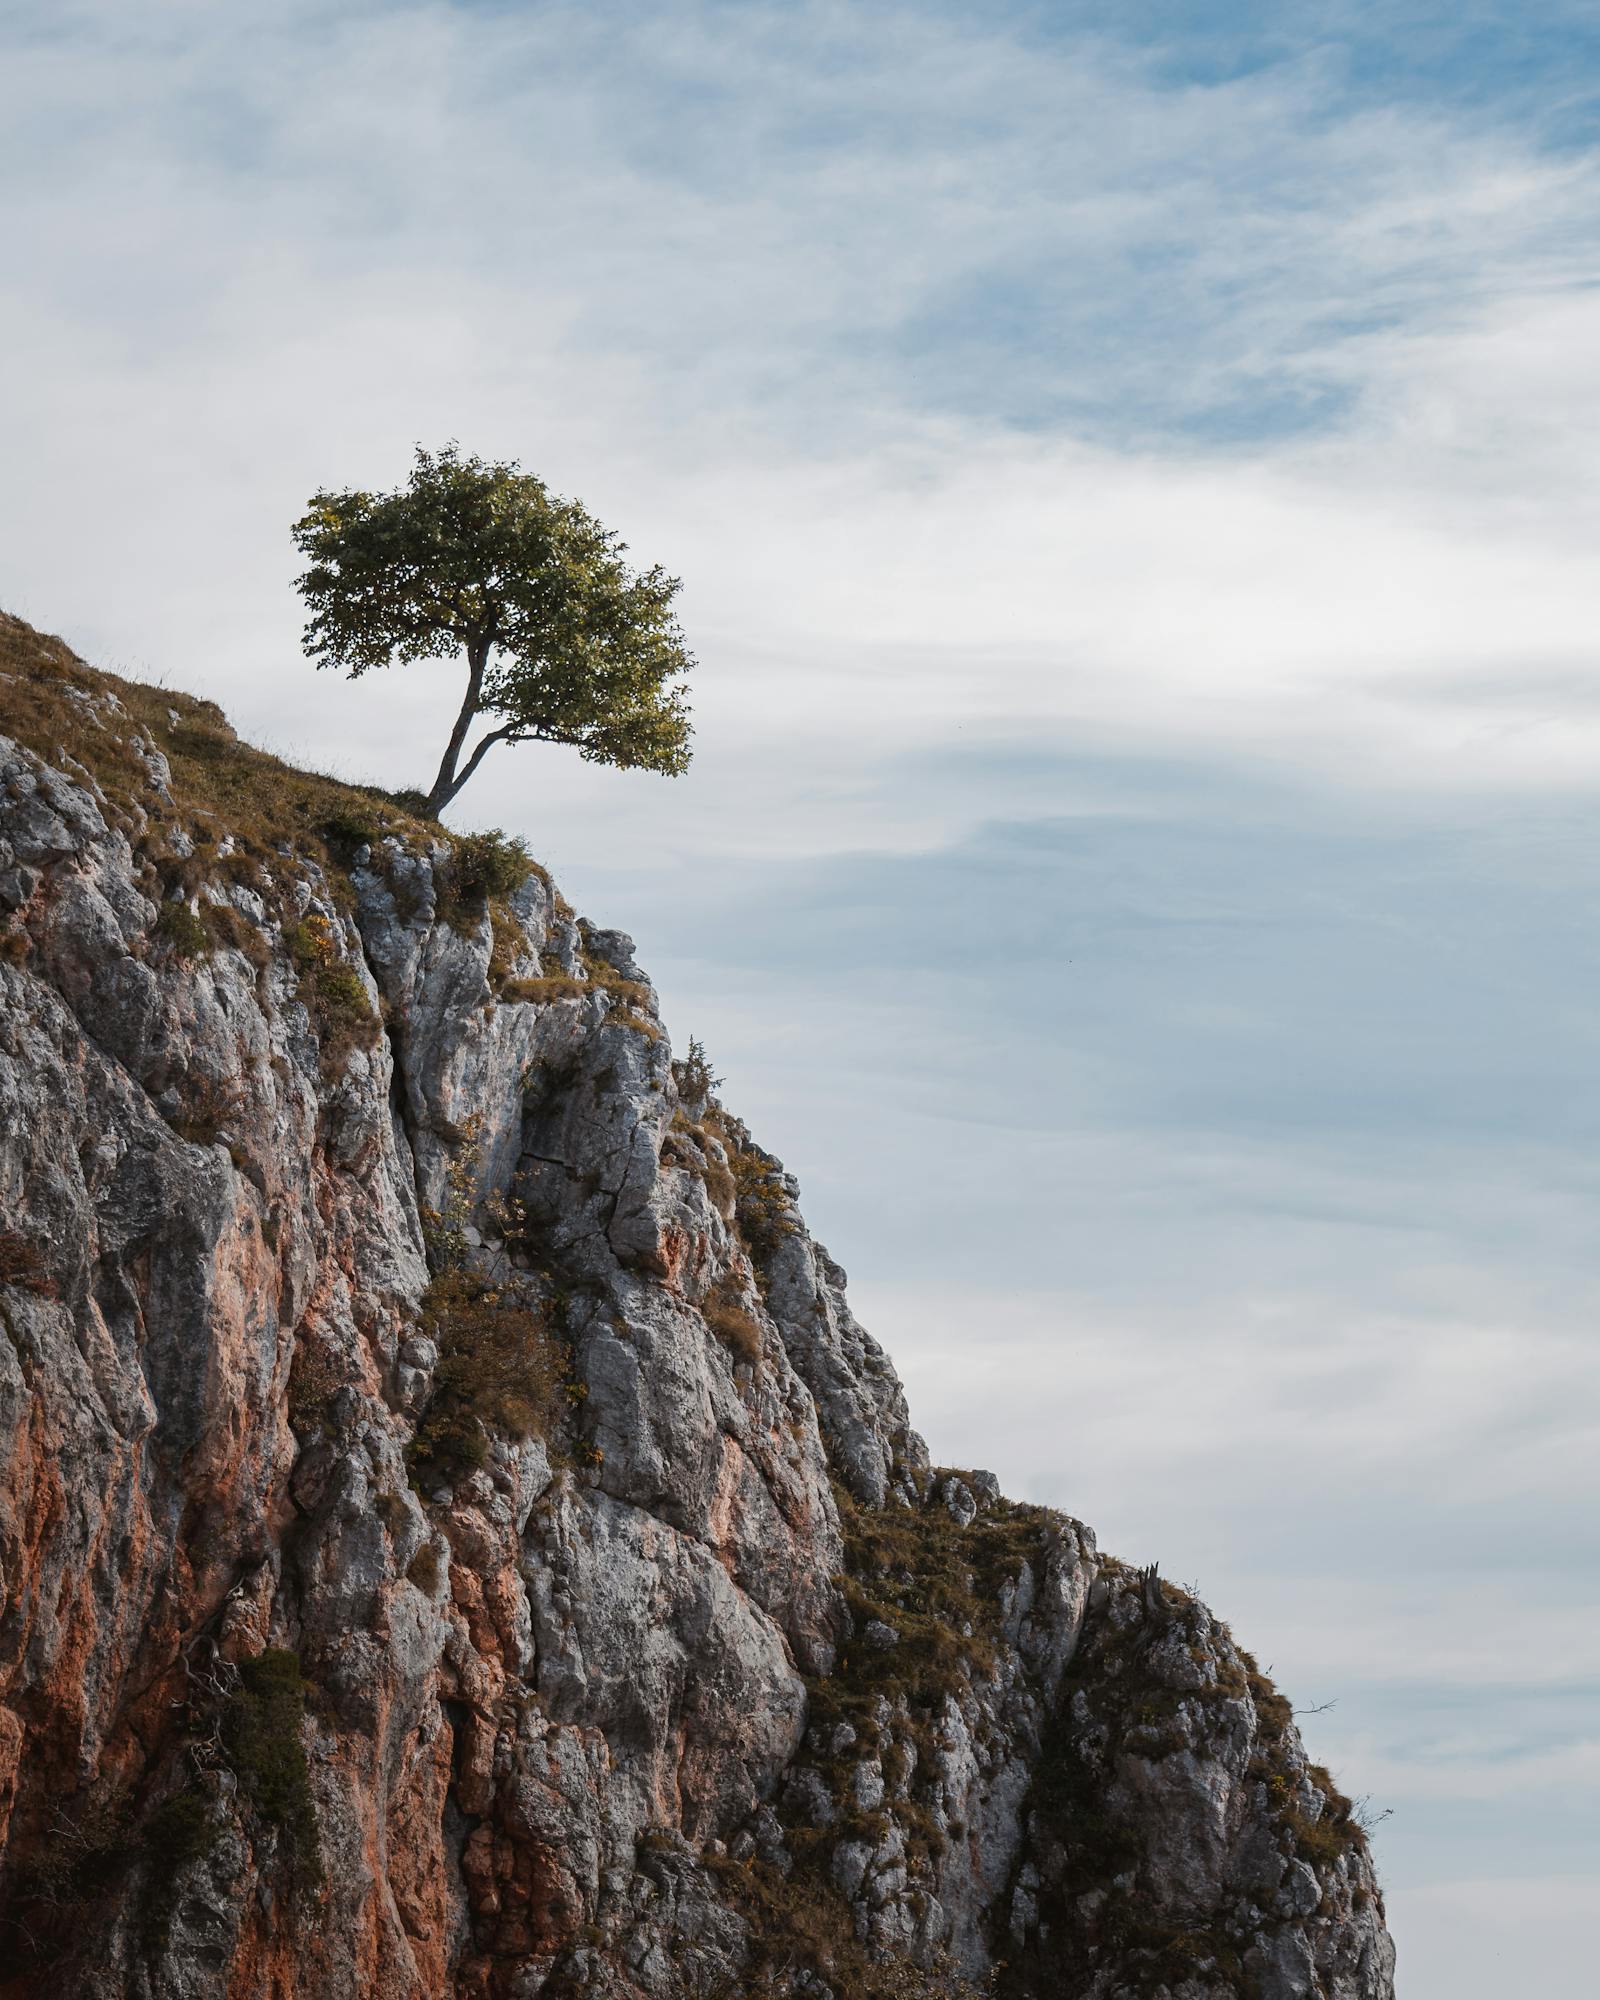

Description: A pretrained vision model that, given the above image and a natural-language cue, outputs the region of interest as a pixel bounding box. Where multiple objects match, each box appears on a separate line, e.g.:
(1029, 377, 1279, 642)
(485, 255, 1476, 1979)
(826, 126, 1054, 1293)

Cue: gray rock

(0, 628, 1394, 2000)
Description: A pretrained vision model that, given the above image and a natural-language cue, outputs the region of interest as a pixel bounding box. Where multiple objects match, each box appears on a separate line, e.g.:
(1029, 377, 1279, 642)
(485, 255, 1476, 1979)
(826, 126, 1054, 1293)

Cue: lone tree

(293, 444, 693, 816)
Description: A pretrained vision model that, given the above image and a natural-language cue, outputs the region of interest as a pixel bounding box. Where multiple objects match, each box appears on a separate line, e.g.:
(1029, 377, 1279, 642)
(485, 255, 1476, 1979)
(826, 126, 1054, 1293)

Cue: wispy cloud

(2, 7, 1597, 1994)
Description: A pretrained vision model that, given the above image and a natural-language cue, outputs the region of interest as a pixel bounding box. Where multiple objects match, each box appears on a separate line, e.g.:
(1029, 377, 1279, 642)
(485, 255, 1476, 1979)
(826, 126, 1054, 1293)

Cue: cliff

(0, 610, 1395, 2000)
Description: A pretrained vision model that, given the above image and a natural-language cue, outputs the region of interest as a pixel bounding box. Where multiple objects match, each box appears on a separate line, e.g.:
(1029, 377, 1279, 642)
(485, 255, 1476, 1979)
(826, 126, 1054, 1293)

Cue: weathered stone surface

(0, 613, 1393, 1999)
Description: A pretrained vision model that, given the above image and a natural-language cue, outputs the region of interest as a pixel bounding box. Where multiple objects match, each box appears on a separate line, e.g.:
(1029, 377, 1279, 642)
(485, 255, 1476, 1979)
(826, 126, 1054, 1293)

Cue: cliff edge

(0, 611, 1395, 1999)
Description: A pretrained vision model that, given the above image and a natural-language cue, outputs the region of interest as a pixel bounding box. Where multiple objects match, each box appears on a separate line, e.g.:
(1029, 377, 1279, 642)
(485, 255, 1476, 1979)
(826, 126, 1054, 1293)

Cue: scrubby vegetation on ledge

(406, 1269, 566, 1482)
(0, 612, 441, 907)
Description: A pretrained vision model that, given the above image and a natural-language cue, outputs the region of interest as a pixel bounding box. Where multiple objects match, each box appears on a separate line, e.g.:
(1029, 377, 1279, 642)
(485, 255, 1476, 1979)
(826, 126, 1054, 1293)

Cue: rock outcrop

(0, 611, 1395, 1999)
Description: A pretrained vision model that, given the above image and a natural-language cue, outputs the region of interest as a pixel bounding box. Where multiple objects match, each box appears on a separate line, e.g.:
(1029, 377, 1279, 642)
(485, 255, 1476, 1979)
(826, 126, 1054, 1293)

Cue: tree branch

(429, 721, 517, 812)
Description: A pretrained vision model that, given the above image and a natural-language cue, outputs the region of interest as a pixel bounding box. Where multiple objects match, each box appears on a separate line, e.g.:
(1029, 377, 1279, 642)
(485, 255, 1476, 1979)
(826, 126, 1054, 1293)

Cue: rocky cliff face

(0, 611, 1395, 2000)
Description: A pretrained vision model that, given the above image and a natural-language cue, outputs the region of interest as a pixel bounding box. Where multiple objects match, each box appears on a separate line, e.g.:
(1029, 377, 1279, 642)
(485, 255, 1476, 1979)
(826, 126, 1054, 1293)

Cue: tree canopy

(293, 444, 694, 815)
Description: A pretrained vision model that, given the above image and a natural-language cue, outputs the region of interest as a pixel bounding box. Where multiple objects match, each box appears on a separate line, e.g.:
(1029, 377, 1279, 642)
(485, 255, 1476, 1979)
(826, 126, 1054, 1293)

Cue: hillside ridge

(0, 610, 1394, 1999)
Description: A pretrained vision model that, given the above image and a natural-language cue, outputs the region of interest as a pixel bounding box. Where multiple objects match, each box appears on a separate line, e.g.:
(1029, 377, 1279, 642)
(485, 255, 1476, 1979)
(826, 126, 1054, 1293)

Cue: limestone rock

(0, 613, 1394, 1999)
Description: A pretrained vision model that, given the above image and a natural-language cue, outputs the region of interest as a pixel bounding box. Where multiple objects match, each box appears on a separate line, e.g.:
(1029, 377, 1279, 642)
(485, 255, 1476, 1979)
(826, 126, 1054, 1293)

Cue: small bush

(153, 901, 210, 958)
(605, 1004, 661, 1043)
(140, 1790, 214, 1949)
(1246, 1664, 1293, 1744)
(671, 1036, 721, 1106)
(439, 829, 531, 926)
(384, 786, 434, 819)
(310, 962, 377, 1046)
(503, 972, 589, 1005)
(200, 899, 271, 969)
(702, 1278, 764, 1369)
(319, 807, 378, 860)
(285, 912, 337, 971)
(287, 1336, 343, 1436)
(406, 1271, 563, 1482)
(223, 1650, 321, 1884)
(717, 1115, 796, 1268)
(1281, 1763, 1364, 1865)
(286, 913, 378, 1065)
(167, 1071, 244, 1148)
(0, 1789, 131, 1966)
(488, 902, 527, 988)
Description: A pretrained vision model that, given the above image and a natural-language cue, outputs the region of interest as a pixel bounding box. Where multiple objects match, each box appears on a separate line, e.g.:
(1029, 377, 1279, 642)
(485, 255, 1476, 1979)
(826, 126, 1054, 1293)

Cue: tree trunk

(425, 640, 490, 816)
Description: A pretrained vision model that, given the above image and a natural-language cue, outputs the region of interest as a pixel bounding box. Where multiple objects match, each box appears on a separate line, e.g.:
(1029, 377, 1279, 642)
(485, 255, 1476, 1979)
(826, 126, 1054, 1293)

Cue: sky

(2, 2, 1598, 1990)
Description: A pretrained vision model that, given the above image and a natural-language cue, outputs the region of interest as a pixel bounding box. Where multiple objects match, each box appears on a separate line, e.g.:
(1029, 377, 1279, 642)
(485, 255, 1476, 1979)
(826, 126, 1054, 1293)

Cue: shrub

(309, 961, 378, 1055)
(318, 807, 378, 860)
(286, 914, 378, 1065)
(285, 912, 337, 971)
(605, 1004, 661, 1043)
(438, 829, 531, 926)
(200, 899, 272, 968)
(671, 1036, 721, 1104)
(223, 1650, 321, 1883)
(502, 971, 589, 1005)
(0, 1789, 131, 1967)
(384, 786, 435, 819)
(716, 1114, 796, 1267)
(1281, 1763, 1365, 1865)
(287, 1336, 343, 1437)
(1246, 1663, 1293, 1744)
(140, 1790, 214, 1949)
(702, 1278, 764, 1369)
(406, 1271, 563, 1482)
(153, 900, 210, 958)
(488, 902, 526, 988)
(166, 1071, 244, 1148)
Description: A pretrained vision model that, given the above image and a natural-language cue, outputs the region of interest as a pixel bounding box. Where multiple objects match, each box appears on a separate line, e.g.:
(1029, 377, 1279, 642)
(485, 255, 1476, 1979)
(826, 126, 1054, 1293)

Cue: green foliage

(707, 1109, 796, 1270)
(286, 912, 378, 1065)
(816, 1483, 1059, 1730)
(153, 900, 211, 958)
(140, 1791, 215, 1951)
(292, 443, 694, 813)
(285, 912, 337, 972)
(318, 806, 379, 859)
(406, 1270, 564, 1482)
(672, 1035, 722, 1106)
(439, 828, 532, 925)
(223, 1650, 321, 1884)
(0, 1790, 131, 1969)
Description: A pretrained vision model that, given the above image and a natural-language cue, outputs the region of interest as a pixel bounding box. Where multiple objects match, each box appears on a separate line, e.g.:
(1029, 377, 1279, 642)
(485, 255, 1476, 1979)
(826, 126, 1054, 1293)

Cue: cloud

(3, 8, 1598, 1991)
(5, 0, 1600, 850)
